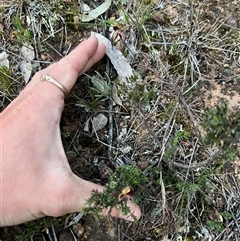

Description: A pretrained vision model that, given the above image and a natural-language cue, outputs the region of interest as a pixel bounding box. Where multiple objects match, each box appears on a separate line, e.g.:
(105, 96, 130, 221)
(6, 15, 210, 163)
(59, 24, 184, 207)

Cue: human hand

(0, 37, 141, 226)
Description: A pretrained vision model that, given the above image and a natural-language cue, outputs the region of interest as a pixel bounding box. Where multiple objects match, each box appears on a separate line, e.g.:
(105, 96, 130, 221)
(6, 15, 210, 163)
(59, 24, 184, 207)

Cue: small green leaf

(220, 211, 232, 219)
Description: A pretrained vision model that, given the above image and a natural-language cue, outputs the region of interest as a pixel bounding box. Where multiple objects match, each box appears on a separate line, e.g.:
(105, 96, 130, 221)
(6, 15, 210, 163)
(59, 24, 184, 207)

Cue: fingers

(23, 37, 106, 98)
(106, 201, 141, 222)
(44, 36, 106, 91)
(53, 174, 141, 222)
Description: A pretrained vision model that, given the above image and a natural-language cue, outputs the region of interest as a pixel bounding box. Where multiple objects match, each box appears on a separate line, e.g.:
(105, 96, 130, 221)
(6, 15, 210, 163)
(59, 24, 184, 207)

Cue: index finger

(24, 37, 106, 97)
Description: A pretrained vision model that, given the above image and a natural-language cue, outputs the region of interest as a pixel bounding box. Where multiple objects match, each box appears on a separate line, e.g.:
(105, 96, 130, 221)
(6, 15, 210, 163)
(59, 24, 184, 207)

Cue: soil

(0, 0, 240, 240)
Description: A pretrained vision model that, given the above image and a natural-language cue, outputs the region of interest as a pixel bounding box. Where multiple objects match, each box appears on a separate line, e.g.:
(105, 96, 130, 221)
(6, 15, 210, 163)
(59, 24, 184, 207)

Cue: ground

(0, 0, 240, 240)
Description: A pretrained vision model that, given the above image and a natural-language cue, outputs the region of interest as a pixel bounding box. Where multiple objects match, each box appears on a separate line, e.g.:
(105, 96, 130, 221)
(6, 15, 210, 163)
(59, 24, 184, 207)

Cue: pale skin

(0, 37, 141, 227)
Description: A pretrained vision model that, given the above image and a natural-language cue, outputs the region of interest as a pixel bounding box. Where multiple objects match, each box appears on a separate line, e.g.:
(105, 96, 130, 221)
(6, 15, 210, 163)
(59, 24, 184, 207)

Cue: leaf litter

(20, 43, 35, 84)
(91, 32, 133, 84)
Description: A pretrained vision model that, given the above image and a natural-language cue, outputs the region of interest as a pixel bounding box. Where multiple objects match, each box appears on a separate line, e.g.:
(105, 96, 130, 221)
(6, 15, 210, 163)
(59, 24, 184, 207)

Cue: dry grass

(0, 0, 239, 240)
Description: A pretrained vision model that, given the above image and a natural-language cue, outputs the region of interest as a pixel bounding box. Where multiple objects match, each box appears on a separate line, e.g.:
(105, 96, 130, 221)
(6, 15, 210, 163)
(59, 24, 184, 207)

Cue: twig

(178, 94, 204, 143)
(69, 228, 78, 241)
(51, 222, 58, 241)
(172, 150, 222, 169)
(138, 107, 162, 148)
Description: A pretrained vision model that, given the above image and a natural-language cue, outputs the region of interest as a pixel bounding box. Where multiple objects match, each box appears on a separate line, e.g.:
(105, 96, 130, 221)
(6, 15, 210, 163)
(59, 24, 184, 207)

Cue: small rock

(73, 223, 85, 239)
(152, 13, 165, 24)
(226, 14, 237, 28)
(73, 16, 80, 24)
(137, 160, 149, 170)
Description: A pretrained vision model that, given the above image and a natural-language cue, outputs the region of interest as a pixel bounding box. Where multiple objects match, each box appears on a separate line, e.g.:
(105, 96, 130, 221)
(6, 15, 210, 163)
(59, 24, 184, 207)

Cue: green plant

(206, 220, 224, 232)
(76, 72, 111, 112)
(164, 127, 190, 159)
(13, 17, 31, 43)
(0, 66, 13, 97)
(113, 0, 154, 44)
(126, 74, 158, 106)
(83, 165, 148, 220)
(15, 218, 53, 241)
(203, 101, 239, 162)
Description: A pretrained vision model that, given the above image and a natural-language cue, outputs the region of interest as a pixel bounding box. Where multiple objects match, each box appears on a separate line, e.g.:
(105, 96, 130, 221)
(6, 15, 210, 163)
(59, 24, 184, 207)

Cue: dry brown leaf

(91, 32, 133, 84)
(112, 84, 128, 112)
(91, 113, 108, 133)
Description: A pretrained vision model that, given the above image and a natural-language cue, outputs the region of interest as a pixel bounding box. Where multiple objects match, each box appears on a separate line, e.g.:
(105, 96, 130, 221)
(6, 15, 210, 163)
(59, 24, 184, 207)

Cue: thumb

(62, 174, 141, 221)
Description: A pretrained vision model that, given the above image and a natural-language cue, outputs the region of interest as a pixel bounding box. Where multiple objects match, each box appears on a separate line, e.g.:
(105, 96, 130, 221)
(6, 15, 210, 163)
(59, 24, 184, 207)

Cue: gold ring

(40, 74, 68, 97)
